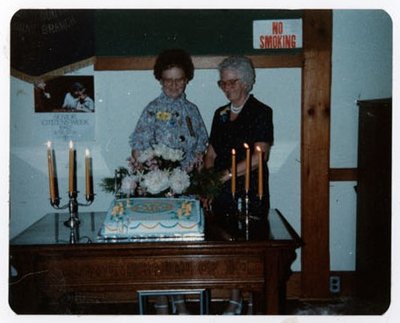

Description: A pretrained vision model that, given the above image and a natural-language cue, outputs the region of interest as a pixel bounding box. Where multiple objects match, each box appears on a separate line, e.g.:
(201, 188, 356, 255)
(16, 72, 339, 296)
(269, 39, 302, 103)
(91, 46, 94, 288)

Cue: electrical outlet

(329, 276, 341, 293)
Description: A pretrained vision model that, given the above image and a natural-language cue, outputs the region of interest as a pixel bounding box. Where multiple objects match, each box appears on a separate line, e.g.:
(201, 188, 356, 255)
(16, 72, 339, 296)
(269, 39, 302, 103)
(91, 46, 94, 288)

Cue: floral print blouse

(129, 92, 208, 169)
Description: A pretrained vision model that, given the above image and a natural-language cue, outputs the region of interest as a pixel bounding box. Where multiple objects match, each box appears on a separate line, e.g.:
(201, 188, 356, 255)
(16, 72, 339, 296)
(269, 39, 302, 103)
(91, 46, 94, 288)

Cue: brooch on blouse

(219, 107, 230, 123)
(156, 111, 172, 121)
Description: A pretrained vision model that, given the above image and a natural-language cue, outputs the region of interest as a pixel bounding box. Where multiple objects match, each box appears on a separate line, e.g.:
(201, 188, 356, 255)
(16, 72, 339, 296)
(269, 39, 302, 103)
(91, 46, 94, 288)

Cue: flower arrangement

(100, 143, 223, 199)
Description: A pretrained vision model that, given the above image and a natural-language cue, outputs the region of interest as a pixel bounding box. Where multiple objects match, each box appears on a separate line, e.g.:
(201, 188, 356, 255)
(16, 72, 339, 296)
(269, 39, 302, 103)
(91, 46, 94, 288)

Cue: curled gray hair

(218, 55, 256, 92)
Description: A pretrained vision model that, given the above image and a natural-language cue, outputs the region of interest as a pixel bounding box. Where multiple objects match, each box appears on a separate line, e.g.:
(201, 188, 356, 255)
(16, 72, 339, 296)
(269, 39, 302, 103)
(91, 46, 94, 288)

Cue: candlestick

(245, 193, 250, 240)
(69, 141, 76, 194)
(85, 148, 94, 200)
(256, 146, 263, 199)
(231, 149, 236, 197)
(48, 142, 95, 230)
(47, 141, 58, 203)
(244, 143, 250, 193)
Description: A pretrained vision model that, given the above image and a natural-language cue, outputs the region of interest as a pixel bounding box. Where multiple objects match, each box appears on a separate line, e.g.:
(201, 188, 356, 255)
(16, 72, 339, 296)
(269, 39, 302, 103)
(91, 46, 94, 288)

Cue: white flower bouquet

(101, 144, 191, 197)
(101, 143, 223, 199)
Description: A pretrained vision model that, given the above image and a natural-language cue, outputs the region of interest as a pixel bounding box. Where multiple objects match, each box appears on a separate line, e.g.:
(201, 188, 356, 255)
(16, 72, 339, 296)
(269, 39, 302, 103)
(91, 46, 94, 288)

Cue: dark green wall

(95, 9, 303, 56)
(11, 9, 303, 76)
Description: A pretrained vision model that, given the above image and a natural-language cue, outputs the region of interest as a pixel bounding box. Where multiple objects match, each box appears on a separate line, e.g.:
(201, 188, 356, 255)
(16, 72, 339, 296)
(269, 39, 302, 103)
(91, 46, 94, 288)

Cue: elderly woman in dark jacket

(205, 55, 274, 315)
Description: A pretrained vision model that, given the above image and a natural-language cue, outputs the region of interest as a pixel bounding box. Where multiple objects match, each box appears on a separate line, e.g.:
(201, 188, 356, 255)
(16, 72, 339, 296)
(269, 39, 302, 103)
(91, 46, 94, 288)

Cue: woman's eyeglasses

(162, 77, 187, 87)
(217, 79, 240, 89)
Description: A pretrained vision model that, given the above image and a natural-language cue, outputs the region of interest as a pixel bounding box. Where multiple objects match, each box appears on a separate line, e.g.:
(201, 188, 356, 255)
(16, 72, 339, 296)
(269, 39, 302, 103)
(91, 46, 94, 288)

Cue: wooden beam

(11, 57, 96, 83)
(301, 10, 332, 299)
(94, 56, 155, 70)
(329, 168, 358, 181)
(94, 54, 304, 70)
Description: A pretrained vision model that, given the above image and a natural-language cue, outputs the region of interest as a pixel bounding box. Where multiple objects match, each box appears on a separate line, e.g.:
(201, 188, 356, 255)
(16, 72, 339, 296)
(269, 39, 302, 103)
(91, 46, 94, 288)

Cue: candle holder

(113, 168, 125, 199)
(236, 194, 249, 239)
(235, 193, 267, 240)
(244, 193, 250, 240)
(68, 223, 80, 244)
(50, 191, 95, 228)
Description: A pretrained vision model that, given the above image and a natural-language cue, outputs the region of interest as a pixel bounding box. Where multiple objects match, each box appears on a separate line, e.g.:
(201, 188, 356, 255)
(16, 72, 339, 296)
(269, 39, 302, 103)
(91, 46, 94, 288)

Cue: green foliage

(99, 167, 129, 193)
(186, 168, 224, 199)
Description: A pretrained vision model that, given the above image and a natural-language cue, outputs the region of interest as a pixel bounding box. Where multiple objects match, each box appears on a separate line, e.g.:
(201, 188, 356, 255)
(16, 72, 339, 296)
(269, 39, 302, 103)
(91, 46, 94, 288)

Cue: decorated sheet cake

(99, 197, 204, 241)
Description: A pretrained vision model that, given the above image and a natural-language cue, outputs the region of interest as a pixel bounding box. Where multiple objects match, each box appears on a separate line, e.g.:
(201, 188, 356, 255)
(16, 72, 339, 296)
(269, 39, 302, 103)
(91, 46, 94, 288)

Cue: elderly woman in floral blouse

(128, 49, 208, 315)
(129, 48, 208, 172)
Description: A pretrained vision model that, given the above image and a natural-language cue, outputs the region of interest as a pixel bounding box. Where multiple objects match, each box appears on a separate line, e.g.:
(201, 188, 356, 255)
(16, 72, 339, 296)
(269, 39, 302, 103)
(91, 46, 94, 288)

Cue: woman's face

(160, 66, 188, 99)
(218, 69, 248, 105)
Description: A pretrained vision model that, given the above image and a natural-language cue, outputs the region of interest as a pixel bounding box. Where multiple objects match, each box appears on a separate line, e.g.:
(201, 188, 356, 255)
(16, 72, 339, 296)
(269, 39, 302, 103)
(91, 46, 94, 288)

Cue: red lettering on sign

(272, 21, 283, 34)
(259, 36, 265, 48)
(259, 35, 297, 49)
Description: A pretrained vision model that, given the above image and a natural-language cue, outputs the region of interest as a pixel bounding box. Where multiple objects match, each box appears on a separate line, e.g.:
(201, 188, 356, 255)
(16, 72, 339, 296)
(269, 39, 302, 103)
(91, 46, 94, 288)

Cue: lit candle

(231, 149, 236, 197)
(244, 143, 250, 193)
(68, 141, 76, 194)
(256, 146, 263, 199)
(47, 141, 57, 202)
(85, 148, 93, 198)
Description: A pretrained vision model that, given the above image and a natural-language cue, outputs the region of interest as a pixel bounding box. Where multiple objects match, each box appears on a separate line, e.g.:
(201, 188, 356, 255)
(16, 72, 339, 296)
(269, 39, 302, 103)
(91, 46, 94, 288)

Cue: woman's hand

(220, 169, 232, 183)
(204, 144, 217, 169)
(200, 196, 213, 212)
(190, 153, 205, 171)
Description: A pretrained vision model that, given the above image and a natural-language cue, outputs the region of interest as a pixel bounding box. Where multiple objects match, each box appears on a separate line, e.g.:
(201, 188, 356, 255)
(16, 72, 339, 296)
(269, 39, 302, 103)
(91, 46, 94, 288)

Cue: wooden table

(9, 209, 302, 314)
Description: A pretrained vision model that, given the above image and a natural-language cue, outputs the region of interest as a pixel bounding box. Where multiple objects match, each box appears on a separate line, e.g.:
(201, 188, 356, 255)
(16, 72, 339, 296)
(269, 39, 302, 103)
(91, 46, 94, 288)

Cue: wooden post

(301, 10, 332, 298)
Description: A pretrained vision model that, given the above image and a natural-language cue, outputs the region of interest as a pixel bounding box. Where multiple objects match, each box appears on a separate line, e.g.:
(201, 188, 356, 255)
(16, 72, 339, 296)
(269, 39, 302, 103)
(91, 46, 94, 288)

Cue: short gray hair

(218, 56, 256, 92)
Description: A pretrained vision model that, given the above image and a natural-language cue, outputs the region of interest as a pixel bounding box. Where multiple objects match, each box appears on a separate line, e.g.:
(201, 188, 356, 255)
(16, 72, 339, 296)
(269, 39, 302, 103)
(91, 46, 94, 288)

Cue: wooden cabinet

(356, 98, 391, 310)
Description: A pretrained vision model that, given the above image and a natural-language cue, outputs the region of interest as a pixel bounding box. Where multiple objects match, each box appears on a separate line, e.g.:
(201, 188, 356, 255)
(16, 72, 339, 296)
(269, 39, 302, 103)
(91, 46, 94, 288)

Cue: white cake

(99, 197, 204, 241)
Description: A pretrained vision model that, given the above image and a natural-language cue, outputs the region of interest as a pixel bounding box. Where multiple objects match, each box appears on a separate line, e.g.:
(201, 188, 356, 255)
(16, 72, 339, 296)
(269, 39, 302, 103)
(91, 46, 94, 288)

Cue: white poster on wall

(35, 113, 95, 142)
(34, 75, 95, 142)
(253, 19, 303, 49)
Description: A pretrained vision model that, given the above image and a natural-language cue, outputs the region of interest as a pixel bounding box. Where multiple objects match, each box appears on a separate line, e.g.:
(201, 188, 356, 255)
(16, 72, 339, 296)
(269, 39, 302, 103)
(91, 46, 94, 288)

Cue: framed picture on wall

(34, 75, 95, 113)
